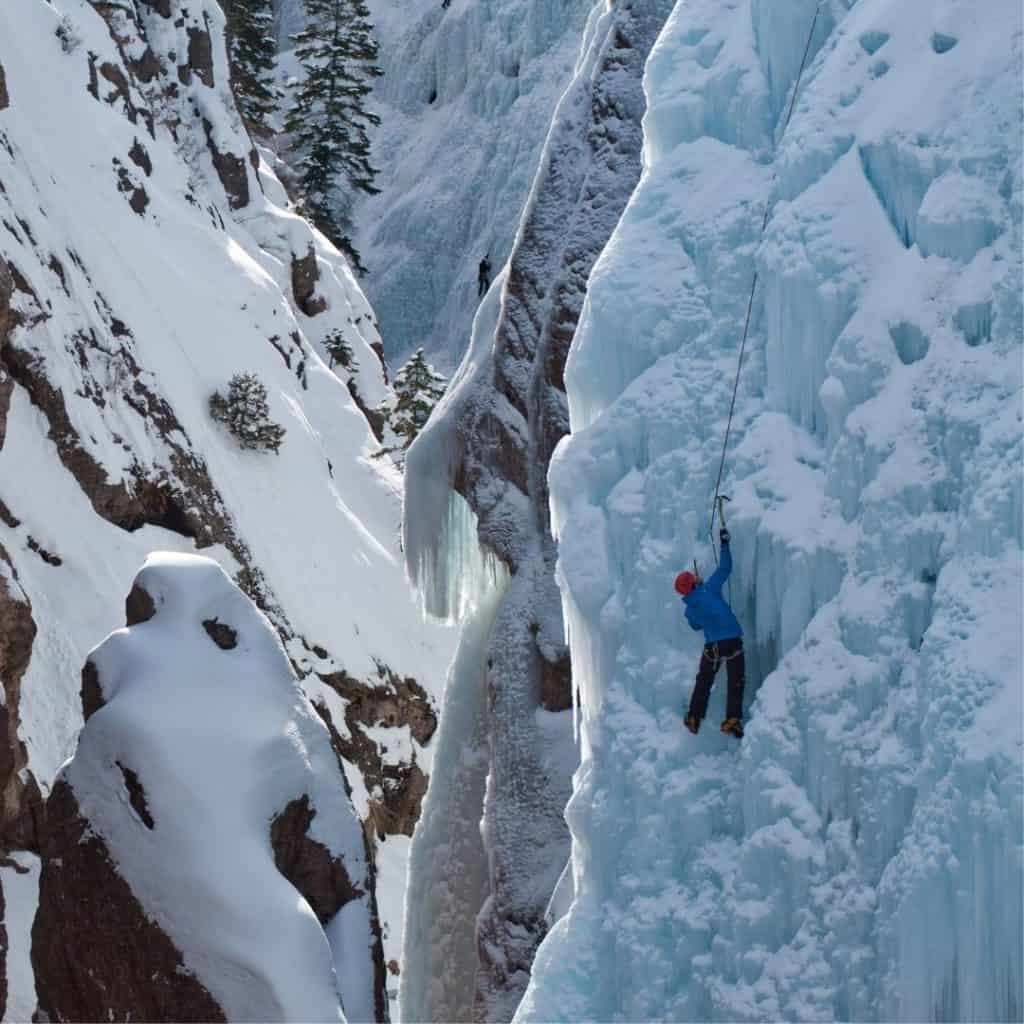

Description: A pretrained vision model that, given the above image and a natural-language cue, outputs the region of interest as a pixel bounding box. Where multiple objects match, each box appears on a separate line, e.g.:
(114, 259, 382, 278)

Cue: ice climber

(676, 526, 746, 739)
(477, 255, 492, 298)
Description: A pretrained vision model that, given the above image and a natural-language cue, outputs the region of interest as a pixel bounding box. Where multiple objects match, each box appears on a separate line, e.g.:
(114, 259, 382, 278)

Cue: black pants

(688, 637, 745, 721)
(478, 275, 490, 297)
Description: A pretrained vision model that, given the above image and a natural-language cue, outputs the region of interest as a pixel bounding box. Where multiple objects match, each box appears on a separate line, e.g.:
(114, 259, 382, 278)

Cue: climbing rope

(708, 1, 826, 556)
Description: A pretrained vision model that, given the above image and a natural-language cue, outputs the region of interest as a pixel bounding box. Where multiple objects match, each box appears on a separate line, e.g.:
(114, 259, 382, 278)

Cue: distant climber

(676, 526, 745, 739)
(477, 255, 492, 298)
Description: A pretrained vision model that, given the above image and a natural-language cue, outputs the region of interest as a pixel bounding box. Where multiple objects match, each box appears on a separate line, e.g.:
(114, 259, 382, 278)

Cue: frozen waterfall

(516, 0, 1023, 1020)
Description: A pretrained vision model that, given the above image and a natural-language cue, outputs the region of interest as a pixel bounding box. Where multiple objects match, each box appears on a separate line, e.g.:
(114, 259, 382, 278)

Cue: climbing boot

(684, 713, 700, 735)
(720, 717, 744, 739)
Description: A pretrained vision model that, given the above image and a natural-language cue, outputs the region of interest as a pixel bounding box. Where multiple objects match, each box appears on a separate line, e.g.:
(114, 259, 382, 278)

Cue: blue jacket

(682, 541, 743, 643)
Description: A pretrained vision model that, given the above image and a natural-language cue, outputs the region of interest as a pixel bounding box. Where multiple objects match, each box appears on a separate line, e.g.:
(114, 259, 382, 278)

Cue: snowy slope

(518, 0, 1023, 1020)
(351, 0, 593, 370)
(0, 0, 452, 1013)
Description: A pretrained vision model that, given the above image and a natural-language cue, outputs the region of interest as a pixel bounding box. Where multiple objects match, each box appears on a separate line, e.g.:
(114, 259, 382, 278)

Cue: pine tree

(225, 0, 279, 136)
(284, 0, 382, 271)
(325, 328, 358, 371)
(389, 348, 447, 449)
(210, 373, 286, 453)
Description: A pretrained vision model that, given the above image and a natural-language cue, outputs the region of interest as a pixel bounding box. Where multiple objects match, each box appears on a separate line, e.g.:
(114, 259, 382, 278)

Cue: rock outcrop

(292, 244, 328, 317)
(33, 778, 227, 1024)
(0, 552, 42, 853)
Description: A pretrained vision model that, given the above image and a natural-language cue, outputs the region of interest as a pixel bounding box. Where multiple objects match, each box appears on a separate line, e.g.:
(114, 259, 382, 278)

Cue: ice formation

(516, 0, 1023, 1020)
(401, 2, 678, 1018)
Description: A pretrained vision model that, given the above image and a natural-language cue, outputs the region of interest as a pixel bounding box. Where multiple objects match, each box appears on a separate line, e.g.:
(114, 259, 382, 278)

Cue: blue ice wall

(517, 0, 1023, 1020)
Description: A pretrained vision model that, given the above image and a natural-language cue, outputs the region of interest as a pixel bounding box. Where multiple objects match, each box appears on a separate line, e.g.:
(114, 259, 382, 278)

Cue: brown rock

(270, 795, 359, 924)
(32, 778, 227, 1023)
(128, 138, 153, 177)
(115, 163, 149, 215)
(202, 119, 249, 210)
(125, 581, 156, 625)
(130, 46, 162, 84)
(291, 245, 328, 317)
(202, 617, 237, 649)
(317, 668, 437, 838)
(0, 546, 43, 852)
(0, 261, 12, 450)
(187, 26, 214, 87)
(0, 61, 8, 111)
(347, 378, 386, 442)
(98, 62, 140, 127)
(80, 658, 105, 722)
(115, 760, 154, 829)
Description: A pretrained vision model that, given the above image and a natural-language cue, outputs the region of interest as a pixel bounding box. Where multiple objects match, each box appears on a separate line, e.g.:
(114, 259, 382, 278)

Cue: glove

(720, 528, 731, 544)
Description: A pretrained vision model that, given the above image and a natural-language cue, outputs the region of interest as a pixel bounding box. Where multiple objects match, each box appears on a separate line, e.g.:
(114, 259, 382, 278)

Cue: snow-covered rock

(0, 0, 453, 1011)
(518, 0, 1022, 1020)
(33, 553, 383, 1022)
(400, 2, 673, 1018)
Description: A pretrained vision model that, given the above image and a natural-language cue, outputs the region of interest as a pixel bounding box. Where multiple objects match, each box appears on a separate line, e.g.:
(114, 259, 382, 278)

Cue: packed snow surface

(518, 0, 1023, 1020)
(68, 553, 373, 1022)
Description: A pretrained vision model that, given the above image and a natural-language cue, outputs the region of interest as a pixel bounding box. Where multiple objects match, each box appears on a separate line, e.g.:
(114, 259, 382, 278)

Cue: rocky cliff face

(401, 3, 673, 1019)
(0, 0, 451, 1014)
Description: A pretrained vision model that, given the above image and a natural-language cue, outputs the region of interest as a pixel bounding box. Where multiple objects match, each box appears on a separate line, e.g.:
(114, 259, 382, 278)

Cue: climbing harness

(704, 640, 743, 669)
(708, 1, 826, 556)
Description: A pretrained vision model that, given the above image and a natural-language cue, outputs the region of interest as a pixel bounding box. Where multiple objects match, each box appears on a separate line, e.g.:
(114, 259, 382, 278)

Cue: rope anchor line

(708, 1, 825, 560)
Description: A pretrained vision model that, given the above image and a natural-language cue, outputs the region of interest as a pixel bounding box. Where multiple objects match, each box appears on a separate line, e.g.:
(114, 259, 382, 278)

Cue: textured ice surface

(518, 0, 1023, 1020)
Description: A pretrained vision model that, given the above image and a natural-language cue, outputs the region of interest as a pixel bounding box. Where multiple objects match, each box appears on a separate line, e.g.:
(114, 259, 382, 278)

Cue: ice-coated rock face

(400, 2, 673, 1019)
(0, 0, 453, 1012)
(519, 0, 1023, 1021)
(33, 554, 384, 1022)
(351, 0, 593, 370)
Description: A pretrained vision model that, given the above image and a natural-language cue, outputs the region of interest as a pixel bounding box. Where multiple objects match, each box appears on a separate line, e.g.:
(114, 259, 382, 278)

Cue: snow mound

(61, 552, 378, 1022)
(518, 0, 1023, 1020)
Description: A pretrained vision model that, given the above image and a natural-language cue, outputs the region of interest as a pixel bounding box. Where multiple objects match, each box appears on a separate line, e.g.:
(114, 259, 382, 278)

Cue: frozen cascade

(399, 584, 502, 1023)
(517, 0, 1023, 1021)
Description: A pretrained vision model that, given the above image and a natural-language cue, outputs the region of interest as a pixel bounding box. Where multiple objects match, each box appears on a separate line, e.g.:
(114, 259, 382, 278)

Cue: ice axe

(716, 493, 731, 530)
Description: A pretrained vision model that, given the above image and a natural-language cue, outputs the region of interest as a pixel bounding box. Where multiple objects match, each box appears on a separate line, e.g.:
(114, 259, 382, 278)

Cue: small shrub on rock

(209, 373, 286, 453)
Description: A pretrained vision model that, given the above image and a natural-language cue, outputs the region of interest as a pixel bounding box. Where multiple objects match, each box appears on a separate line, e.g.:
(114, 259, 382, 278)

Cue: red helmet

(674, 571, 698, 596)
